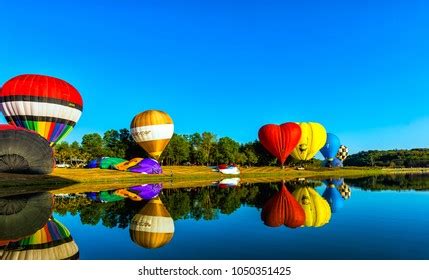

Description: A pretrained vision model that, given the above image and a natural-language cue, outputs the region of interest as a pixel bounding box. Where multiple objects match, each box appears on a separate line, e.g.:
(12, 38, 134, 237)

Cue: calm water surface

(1, 174, 429, 260)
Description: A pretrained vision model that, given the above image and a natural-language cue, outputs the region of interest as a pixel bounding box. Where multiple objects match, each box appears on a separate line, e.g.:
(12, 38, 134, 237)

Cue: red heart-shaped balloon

(261, 184, 306, 228)
(258, 122, 301, 165)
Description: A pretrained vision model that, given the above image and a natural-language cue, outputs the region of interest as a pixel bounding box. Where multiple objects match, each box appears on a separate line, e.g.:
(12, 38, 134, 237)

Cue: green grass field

(1, 165, 428, 196)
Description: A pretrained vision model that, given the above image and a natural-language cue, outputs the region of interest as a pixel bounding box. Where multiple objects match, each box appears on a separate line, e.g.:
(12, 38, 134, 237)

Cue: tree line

(344, 149, 429, 168)
(54, 128, 321, 167)
(55, 128, 429, 167)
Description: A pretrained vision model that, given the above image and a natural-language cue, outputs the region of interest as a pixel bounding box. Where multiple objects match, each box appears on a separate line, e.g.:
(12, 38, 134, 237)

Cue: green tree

(201, 132, 217, 165)
(103, 129, 126, 158)
(187, 133, 205, 165)
(163, 134, 191, 165)
(81, 133, 104, 158)
(216, 137, 240, 164)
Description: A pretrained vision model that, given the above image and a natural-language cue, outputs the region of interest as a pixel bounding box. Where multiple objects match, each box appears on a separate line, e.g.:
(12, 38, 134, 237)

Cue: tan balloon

(129, 197, 175, 249)
(130, 110, 174, 160)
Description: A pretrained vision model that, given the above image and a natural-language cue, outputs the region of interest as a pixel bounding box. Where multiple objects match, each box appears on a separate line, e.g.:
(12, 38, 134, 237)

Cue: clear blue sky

(1, 0, 428, 153)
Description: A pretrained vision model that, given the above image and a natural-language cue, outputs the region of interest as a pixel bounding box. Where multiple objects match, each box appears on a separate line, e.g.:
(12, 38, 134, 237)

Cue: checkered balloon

(336, 145, 349, 161)
(338, 183, 351, 199)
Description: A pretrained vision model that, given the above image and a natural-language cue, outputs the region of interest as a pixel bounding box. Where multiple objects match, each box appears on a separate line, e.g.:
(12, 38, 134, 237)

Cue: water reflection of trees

(346, 174, 429, 190)
(53, 175, 429, 229)
(54, 183, 283, 228)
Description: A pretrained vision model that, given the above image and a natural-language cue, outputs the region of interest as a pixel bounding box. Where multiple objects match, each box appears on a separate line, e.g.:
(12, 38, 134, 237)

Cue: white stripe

(0, 101, 82, 122)
(130, 215, 175, 233)
(131, 124, 174, 142)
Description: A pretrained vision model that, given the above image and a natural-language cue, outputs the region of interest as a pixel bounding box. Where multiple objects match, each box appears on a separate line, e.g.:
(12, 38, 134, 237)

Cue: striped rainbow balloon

(130, 110, 174, 161)
(0, 74, 83, 146)
(2, 218, 79, 260)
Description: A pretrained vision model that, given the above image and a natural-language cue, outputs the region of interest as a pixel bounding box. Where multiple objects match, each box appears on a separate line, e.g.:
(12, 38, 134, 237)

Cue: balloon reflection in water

(322, 184, 344, 213)
(129, 183, 163, 200)
(130, 197, 174, 249)
(338, 182, 352, 200)
(2, 217, 79, 260)
(293, 187, 331, 227)
(0, 192, 53, 241)
(261, 183, 305, 228)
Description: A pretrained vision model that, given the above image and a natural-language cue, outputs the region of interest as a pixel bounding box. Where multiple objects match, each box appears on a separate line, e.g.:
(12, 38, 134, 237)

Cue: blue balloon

(322, 186, 344, 213)
(323, 178, 344, 187)
(320, 133, 341, 161)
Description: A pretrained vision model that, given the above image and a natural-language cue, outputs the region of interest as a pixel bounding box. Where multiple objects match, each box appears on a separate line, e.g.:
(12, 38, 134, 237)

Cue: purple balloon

(128, 158, 163, 174)
(129, 183, 163, 200)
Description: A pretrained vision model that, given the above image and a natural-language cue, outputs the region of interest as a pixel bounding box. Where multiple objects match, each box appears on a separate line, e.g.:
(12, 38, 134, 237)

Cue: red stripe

(1, 74, 83, 106)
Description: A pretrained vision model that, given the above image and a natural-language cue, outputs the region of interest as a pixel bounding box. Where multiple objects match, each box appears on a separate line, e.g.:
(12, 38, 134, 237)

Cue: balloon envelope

(338, 183, 352, 200)
(0, 192, 53, 241)
(128, 158, 163, 174)
(322, 186, 344, 213)
(291, 122, 327, 161)
(336, 145, 349, 161)
(2, 218, 79, 260)
(0, 125, 53, 174)
(130, 110, 174, 160)
(99, 157, 127, 169)
(320, 133, 341, 161)
(114, 158, 144, 171)
(258, 123, 301, 165)
(293, 187, 331, 227)
(129, 184, 163, 200)
(0, 74, 83, 145)
(261, 184, 305, 228)
(129, 197, 174, 249)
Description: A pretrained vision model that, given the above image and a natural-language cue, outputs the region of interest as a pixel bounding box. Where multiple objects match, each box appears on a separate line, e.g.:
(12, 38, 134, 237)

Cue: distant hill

(344, 148, 429, 167)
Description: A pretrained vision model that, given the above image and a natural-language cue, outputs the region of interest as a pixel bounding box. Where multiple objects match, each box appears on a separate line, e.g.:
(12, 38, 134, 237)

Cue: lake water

(1, 174, 429, 260)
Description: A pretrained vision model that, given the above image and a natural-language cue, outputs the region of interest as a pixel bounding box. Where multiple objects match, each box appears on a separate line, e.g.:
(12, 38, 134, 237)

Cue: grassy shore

(1, 166, 428, 195)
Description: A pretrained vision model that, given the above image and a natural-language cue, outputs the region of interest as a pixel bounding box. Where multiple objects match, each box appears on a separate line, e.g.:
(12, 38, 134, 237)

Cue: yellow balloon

(290, 122, 327, 160)
(293, 187, 331, 227)
(129, 197, 175, 249)
(130, 110, 174, 160)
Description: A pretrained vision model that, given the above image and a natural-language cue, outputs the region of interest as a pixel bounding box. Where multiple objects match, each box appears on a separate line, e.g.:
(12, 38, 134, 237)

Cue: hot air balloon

(0, 192, 53, 241)
(130, 110, 174, 161)
(99, 157, 127, 169)
(0, 125, 54, 174)
(0, 74, 83, 145)
(293, 187, 331, 227)
(98, 191, 124, 203)
(338, 182, 352, 200)
(261, 183, 305, 228)
(113, 157, 144, 171)
(114, 189, 142, 201)
(130, 197, 174, 249)
(320, 133, 341, 162)
(336, 145, 349, 161)
(129, 184, 163, 200)
(322, 184, 344, 213)
(258, 123, 301, 167)
(2, 218, 79, 260)
(291, 122, 327, 161)
(128, 158, 163, 174)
